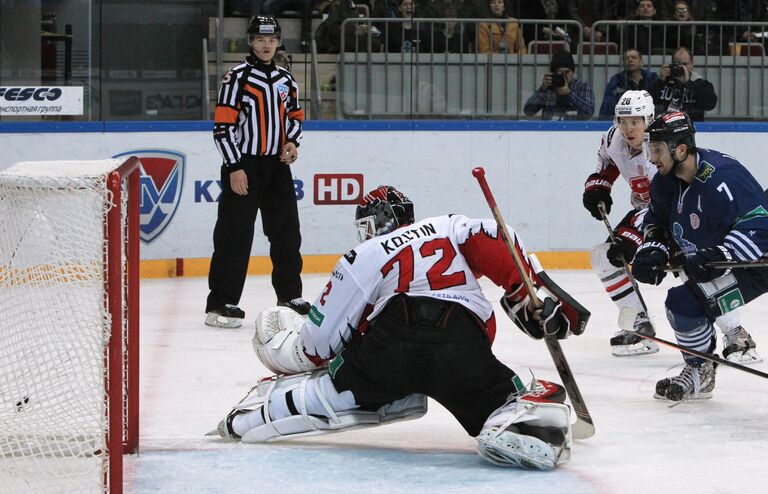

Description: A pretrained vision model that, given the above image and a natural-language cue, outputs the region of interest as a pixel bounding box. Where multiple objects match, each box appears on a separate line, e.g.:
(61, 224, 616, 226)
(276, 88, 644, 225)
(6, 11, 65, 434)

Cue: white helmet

(614, 90, 655, 127)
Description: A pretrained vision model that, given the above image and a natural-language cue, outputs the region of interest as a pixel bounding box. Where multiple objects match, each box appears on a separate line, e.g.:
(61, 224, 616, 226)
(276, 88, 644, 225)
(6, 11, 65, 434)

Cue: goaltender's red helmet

(354, 186, 414, 242)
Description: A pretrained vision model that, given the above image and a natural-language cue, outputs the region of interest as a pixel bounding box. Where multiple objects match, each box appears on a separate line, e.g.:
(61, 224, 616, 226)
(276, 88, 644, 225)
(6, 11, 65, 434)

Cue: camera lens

(670, 63, 684, 77)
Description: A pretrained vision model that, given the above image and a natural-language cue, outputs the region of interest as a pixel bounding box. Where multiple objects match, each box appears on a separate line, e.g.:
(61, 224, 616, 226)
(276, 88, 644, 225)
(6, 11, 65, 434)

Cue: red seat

(527, 40, 567, 54)
(728, 42, 764, 56)
(581, 41, 619, 55)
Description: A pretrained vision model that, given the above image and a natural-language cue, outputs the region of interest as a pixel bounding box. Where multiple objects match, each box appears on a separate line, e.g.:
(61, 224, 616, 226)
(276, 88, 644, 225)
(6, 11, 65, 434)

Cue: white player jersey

(595, 125, 657, 210)
(299, 215, 534, 361)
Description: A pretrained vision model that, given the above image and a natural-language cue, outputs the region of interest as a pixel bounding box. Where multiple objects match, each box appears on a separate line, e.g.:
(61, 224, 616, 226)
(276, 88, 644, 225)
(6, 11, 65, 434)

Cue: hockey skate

(205, 304, 245, 328)
(610, 312, 659, 356)
(277, 297, 311, 315)
(654, 361, 718, 402)
(215, 409, 244, 440)
(722, 326, 762, 364)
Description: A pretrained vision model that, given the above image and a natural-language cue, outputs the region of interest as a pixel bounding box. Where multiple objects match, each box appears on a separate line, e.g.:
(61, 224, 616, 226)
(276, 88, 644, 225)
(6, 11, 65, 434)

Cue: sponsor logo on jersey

(343, 249, 357, 265)
(277, 83, 289, 101)
(695, 161, 715, 183)
(314, 174, 364, 204)
(690, 213, 700, 229)
(308, 305, 325, 326)
(717, 288, 744, 314)
(113, 149, 185, 243)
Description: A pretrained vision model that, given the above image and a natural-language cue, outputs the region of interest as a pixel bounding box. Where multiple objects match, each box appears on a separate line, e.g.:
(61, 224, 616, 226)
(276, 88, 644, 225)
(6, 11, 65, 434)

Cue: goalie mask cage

(0, 158, 140, 493)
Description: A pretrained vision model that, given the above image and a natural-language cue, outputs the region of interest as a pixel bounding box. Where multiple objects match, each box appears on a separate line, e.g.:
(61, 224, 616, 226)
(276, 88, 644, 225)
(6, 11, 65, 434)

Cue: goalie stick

(472, 167, 595, 440)
(618, 307, 768, 379)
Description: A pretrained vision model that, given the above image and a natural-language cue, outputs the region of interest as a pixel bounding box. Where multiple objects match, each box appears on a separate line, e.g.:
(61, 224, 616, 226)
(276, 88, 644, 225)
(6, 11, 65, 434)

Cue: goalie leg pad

(476, 398, 572, 470)
(224, 370, 427, 443)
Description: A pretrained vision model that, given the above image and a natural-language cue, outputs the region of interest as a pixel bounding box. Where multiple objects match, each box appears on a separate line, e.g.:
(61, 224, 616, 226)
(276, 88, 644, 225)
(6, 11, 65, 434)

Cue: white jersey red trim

(595, 125, 657, 210)
(299, 215, 537, 362)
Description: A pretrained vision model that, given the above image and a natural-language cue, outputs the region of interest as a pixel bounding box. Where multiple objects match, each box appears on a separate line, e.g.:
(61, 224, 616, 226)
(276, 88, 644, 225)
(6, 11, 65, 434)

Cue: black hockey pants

(331, 294, 519, 436)
(206, 154, 303, 312)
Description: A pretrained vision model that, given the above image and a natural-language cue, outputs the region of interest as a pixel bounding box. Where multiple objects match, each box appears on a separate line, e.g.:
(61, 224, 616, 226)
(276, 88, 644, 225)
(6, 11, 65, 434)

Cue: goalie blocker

(501, 256, 590, 340)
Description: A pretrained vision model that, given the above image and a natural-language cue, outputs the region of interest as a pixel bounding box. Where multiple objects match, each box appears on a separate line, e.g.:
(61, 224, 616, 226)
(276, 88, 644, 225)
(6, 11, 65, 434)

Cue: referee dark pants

(207, 154, 303, 312)
(331, 294, 519, 436)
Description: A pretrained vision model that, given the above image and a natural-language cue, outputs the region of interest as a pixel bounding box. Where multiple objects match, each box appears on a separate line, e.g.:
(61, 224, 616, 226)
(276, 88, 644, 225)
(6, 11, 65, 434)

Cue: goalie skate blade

(726, 349, 763, 365)
(611, 341, 660, 357)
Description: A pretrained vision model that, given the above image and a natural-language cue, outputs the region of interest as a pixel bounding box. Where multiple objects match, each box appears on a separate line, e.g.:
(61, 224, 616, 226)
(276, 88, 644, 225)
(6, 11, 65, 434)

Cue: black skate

(655, 360, 717, 402)
(722, 326, 762, 364)
(610, 312, 659, 357)
(205, 304, 245, 328)
(277, 297, 311, 315)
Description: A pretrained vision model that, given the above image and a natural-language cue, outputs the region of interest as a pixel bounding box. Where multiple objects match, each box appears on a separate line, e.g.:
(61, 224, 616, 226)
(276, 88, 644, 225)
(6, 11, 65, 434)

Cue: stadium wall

(1, 121, 766, 276)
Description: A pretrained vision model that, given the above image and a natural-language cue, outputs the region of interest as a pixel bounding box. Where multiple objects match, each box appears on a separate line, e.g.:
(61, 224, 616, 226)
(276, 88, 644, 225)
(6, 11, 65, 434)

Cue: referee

(205, 16, 310, 328)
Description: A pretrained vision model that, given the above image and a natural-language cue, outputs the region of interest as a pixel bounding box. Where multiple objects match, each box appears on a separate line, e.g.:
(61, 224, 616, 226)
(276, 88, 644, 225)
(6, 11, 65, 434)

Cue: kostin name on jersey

(380, 223, 437, 254)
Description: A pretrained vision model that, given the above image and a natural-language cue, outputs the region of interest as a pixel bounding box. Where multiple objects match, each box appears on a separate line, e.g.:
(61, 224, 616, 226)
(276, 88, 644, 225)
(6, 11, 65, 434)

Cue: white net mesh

(0, 159, 130, 493)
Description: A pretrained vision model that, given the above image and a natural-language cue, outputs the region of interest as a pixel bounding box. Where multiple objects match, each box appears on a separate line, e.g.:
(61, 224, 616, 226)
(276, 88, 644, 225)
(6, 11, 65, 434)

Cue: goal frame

(106, 156, 141, 493)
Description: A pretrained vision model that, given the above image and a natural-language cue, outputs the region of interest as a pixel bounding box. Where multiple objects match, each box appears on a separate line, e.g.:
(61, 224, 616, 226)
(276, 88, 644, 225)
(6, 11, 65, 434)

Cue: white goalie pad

(229, 370, 427, 443)
(253, 307, 316, 374)
(476, 398, 572, 470)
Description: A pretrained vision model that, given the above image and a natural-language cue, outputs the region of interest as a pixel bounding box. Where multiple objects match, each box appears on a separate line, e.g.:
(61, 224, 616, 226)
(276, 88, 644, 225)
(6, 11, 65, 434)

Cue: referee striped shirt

(213, 55, 304, 168)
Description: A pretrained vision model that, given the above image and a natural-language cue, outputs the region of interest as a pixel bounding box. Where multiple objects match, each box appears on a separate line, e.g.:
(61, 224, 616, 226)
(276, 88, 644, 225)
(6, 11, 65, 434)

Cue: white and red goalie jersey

(299, 215, 537, 362)
(595, 125, 657, 210)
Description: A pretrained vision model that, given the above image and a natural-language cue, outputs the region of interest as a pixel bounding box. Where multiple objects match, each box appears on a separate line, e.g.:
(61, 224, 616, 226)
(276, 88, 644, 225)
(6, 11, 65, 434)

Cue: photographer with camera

(523, 50, 595, 120)
(648, 46, 717, 121)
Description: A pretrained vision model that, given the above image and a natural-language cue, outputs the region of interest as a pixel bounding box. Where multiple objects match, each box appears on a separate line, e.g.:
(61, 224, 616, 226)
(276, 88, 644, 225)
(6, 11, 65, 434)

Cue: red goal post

(0, 157, 140, 493)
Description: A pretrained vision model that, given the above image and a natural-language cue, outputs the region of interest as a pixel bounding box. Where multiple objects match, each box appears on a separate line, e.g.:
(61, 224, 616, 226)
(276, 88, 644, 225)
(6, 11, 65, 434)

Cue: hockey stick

(472, 167, 595, 440)
(660, 258, 768, 272)
(618, 307, 768, 379)
(598, 202, 655, 324)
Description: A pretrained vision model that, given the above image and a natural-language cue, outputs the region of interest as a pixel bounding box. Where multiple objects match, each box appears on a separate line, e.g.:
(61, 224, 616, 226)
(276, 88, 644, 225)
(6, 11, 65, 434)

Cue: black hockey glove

(684, 246, 733, 283)
(501, 285, 570, 340)
(607, 225, 643, 267)
(583, 173, 612, 220)
(632, 241, 669, 285)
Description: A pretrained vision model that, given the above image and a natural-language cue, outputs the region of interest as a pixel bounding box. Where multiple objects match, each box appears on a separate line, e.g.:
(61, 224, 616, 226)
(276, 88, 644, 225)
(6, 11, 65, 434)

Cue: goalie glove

(501, 285, 570, 340)
(253, 307, 317, 374)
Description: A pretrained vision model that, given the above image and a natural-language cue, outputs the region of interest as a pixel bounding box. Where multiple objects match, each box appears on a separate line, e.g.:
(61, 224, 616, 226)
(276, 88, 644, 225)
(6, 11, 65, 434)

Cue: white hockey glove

(501, 285, 570, 340)
(253, 307, 317, 374)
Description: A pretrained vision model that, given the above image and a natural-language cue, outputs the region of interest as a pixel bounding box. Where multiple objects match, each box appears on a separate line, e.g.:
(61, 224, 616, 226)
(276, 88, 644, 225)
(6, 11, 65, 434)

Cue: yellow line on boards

(138, 252, 591, 279)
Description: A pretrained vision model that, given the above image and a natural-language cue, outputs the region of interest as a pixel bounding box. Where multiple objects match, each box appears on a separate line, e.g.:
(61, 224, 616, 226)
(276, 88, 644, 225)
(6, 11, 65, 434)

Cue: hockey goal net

(0, 158, 140, 493)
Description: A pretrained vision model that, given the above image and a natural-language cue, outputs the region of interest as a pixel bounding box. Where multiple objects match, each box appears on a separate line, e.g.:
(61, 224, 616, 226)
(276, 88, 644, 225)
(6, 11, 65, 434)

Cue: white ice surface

(127, 271, 768, 494)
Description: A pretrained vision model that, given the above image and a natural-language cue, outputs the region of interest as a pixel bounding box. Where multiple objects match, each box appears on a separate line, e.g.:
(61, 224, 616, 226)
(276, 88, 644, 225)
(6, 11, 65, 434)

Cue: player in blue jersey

(632, 110, 768, 402)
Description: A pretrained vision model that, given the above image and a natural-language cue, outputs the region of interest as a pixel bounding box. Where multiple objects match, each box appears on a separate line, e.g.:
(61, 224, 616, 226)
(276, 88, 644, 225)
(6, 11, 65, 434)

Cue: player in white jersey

(214, 186, 590, 470)
(583, 90, 761, 363)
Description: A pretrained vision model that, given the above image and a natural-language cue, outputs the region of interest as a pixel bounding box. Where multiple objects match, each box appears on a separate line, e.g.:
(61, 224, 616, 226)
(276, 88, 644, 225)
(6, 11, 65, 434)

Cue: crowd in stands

(225, 0, 768, 120)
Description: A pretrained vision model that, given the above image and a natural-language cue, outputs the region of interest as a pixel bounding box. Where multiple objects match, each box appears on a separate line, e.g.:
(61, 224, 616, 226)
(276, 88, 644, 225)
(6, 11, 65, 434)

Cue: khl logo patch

(277, 83, 289, 101)
(112, 149, 185, 243)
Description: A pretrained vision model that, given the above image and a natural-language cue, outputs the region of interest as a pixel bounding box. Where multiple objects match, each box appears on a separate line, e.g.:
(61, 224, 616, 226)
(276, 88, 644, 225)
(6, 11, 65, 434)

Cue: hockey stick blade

(474, 167, 594, 439)
(618, 307, 768, 379)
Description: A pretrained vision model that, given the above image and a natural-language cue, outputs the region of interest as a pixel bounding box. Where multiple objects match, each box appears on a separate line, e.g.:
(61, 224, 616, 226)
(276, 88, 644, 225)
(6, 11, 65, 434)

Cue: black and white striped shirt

(213, 56, 304, 168)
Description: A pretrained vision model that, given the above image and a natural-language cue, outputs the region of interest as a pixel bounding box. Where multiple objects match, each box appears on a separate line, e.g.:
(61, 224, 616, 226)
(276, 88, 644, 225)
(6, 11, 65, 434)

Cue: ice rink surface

(127, 271, 768, 494)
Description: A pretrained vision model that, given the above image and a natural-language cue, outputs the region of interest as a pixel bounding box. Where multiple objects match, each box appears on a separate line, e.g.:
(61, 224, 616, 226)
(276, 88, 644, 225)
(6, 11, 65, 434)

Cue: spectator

(432, 4, 471, 53)
(664, 1, 721, 55)
(386, 0, 432, 53)
(515, 0, 591, 52)
(477, 0, 527, 54)
(315, 0, 381, 53)
(622, 0, 667, 56)
(647, 46, 717, 120)
(262, 0, 316, 52)
(523, 50, 595, 120)
(598, 48, 659, 118)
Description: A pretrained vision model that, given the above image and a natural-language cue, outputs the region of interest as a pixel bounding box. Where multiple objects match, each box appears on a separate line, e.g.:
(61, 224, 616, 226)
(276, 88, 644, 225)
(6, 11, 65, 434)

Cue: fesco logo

(314, 174, 363, 204)
(113, 149, 186, 243)
(0, 87, 62, 101)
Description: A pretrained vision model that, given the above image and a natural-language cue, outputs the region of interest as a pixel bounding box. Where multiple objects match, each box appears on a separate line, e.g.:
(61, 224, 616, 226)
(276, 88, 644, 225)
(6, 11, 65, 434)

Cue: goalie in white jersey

(582, 90, 761, 363)
(214, 186, 590, 470)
